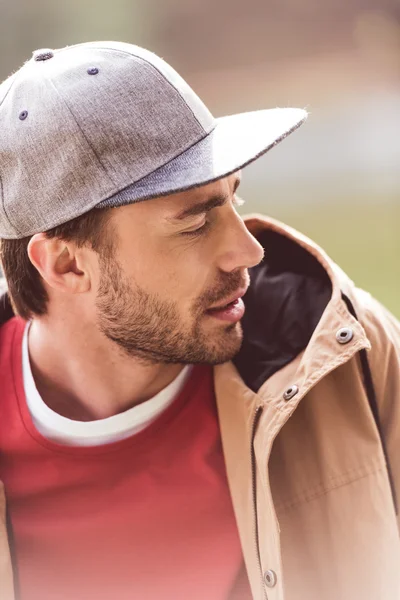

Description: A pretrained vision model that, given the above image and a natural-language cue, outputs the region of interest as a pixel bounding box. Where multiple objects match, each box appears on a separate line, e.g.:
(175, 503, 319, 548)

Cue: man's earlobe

(27, 234, 91, 294)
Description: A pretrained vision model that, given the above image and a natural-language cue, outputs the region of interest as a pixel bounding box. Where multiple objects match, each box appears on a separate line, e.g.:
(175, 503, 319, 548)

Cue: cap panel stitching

(0, 74, 18, 109)
(47, 77, 116, 186)
(118, 51, 209, 133)
(120, 50, 211, 133)
(133, 59, 208, 133)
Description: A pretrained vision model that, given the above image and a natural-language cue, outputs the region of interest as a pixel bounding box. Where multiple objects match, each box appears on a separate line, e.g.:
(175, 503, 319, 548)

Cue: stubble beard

(95, 257, 245, 365)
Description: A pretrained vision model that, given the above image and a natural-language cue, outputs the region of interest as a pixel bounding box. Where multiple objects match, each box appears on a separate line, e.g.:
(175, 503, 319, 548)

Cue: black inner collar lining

(234, 229, 333, 392)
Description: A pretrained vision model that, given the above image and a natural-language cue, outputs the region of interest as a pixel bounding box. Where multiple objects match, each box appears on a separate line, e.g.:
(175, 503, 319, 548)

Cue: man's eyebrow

(173, 194, 228, 221)
(171, 177, 241, 222)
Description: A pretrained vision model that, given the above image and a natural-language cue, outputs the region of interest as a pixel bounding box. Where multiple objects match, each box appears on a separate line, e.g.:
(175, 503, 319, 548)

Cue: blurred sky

(0, 0, 400, 311)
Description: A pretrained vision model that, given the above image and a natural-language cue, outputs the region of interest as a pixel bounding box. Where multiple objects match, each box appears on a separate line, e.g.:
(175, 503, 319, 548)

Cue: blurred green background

(1, 0, 399, 314)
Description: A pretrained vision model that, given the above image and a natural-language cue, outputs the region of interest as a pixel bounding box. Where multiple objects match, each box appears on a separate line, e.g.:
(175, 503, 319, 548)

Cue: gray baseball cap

(0, 41, 307, 239)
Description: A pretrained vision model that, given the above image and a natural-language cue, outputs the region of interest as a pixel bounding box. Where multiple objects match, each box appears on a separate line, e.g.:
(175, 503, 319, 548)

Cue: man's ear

(27, 234, 91, 294)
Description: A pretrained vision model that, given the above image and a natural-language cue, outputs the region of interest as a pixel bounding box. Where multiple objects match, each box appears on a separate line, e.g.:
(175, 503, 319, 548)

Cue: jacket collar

(232, 214, 371, 395)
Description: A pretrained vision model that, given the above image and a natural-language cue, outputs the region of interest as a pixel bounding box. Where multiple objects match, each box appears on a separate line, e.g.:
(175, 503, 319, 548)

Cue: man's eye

(181, 219, 211, 237)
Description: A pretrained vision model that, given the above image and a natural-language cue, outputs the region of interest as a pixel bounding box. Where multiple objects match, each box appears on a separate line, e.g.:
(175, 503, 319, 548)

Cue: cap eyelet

(19, 110, 28, 121)
(87, 67, 99, 75)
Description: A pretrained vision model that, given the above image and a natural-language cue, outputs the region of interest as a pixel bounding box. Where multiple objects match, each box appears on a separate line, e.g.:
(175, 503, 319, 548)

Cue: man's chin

(200, 324, 243, 365)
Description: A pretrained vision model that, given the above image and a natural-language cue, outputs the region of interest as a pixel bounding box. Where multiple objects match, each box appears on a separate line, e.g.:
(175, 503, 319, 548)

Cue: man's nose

(217, 213, 264, 273)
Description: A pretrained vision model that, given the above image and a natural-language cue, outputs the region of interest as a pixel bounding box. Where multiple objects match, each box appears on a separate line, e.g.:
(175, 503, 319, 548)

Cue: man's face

(95, 173, 264, 365)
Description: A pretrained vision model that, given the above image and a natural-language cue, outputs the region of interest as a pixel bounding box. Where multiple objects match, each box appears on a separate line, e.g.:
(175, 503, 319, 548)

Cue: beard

(95, 256, 247, 365)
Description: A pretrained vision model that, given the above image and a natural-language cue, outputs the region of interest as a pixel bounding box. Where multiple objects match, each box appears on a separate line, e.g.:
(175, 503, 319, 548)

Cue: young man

(0, 41, 399, 600)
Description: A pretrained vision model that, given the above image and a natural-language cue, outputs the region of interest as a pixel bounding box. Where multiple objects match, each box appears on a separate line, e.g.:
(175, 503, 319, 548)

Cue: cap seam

(98, 123, 215, 203)
(47, 77, 116, 186)
(0, 74, 18, 109)
(127, 53, 210, 134)
(59, 44, 211, 135)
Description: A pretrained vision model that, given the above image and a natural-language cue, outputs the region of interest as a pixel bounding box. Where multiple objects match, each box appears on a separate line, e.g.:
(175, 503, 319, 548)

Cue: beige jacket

(1, 215, 400, 600)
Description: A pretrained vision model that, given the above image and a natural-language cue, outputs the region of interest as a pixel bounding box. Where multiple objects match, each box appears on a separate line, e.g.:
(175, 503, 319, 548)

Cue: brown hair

(0, 208, 113, 320)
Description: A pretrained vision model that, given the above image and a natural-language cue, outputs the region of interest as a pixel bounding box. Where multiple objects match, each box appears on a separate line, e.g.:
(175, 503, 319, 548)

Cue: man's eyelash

(181, 219, 211, 237)
(180, 195, 244, 238)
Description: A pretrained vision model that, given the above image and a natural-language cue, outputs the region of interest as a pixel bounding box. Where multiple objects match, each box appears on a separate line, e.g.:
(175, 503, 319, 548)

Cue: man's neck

(27, 318, 185, 421)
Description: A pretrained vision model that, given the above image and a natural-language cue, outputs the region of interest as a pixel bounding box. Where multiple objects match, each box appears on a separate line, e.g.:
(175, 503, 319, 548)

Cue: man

(0, 41, 399, 600)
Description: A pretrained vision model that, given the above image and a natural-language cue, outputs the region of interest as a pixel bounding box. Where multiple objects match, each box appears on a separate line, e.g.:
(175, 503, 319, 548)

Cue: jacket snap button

(283, 385, 299, 401)
(336, 327, 354, 344)
(264, 569, 277, 588)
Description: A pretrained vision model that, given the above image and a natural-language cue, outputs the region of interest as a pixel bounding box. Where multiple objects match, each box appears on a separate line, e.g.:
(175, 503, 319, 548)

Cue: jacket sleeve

(354, 288, 400, 529)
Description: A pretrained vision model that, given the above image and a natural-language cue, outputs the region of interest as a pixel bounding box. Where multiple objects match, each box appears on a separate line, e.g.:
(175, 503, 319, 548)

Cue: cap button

(33, 49, 54, 62)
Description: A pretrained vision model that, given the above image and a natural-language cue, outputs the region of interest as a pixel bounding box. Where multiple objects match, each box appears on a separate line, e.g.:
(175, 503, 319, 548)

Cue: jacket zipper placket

(251, 405, 268, 600)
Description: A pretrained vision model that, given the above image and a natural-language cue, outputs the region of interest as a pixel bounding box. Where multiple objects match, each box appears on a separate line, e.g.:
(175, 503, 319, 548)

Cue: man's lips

(206, 287, 248, 312)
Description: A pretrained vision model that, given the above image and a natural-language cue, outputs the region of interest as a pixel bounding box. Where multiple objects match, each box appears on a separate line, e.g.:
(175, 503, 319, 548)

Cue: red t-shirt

(0, 317, 251, 600)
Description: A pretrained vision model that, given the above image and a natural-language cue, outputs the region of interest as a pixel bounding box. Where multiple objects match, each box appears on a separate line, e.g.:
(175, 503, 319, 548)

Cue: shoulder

(0, 315, 25, 352)
(341, 284, 400, 404)
(347, 286, 400, 355)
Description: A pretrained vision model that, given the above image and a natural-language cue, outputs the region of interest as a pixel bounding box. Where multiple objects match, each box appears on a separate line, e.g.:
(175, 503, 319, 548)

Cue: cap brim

(98, 107, 307, 208)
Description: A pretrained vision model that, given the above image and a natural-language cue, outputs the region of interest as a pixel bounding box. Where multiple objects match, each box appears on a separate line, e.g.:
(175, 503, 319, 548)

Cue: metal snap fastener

(19, 110, 28, 121)
(336, 327, 354, 344)
(264, 569, 277, 588)
(33, 49, 54, 62)
(283, 385, 299, 401)
(87, 67, 99, 75)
